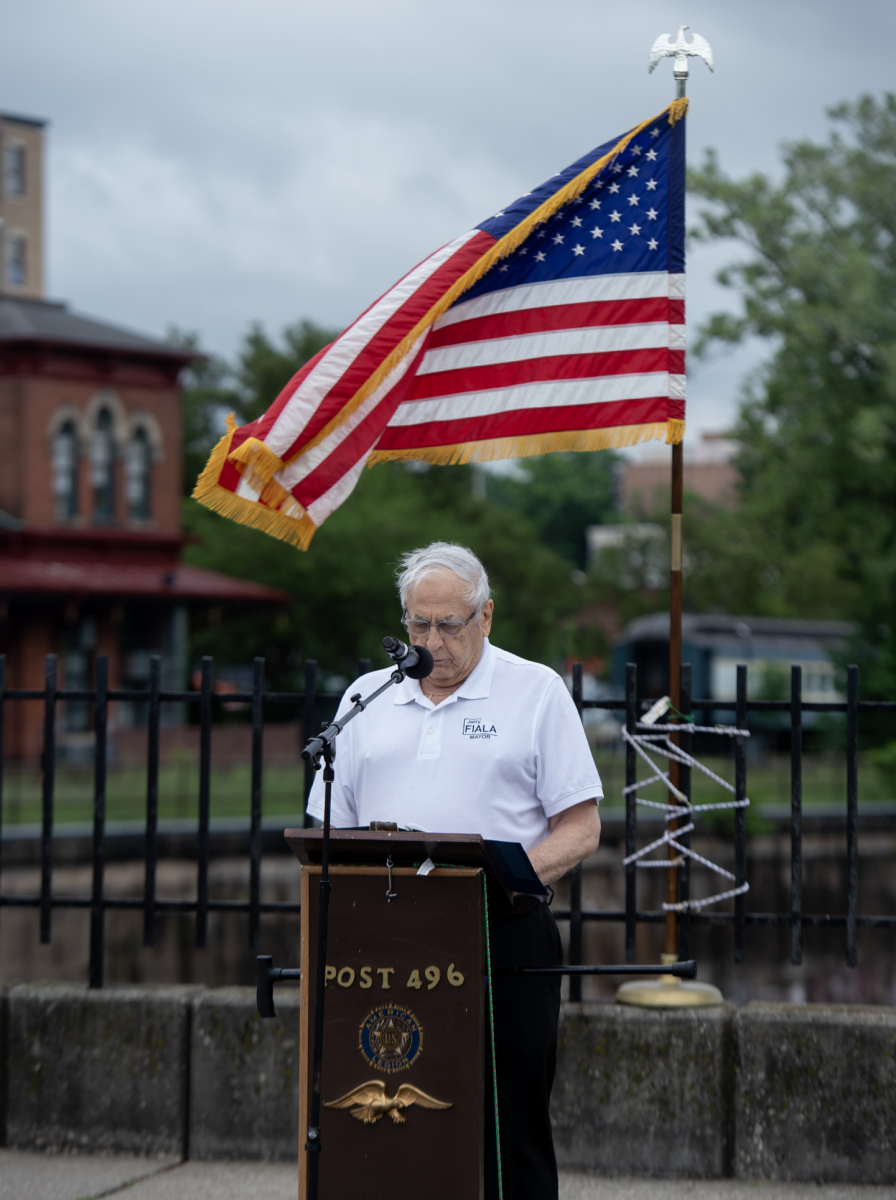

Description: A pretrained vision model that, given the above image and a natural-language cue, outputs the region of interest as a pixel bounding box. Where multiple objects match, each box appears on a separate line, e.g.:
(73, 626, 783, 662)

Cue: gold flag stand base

(616, 954, 724, 1008)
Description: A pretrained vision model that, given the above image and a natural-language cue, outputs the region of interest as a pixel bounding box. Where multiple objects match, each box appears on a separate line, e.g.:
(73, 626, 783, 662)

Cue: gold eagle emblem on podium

(325, 1081, 452, 1125)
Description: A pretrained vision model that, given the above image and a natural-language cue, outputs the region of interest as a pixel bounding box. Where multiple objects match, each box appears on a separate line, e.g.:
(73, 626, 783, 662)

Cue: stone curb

(1, 983, 894, 1182)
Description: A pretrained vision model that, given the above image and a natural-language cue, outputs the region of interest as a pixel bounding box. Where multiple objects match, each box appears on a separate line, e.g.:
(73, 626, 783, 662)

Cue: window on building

(91, 408, 116, 522)
(62, 616, 95, 734)
(125, 427, 152, 520)
(6, 233, 26, 287)
(5, 144, 25, 196)
(52, 420, 79, 519)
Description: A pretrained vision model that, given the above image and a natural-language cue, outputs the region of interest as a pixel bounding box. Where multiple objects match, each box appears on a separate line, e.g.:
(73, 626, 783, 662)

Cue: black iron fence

(1, 654, 894, 992)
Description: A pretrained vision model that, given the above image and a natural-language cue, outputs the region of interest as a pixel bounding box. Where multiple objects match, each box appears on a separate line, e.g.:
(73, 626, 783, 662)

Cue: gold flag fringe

(191, 414, 318, 549)
(193, 414, 684, 550)
(216, 98, 689, 495)
(226, 436, 289, 498)
(368, 420, 685, 468)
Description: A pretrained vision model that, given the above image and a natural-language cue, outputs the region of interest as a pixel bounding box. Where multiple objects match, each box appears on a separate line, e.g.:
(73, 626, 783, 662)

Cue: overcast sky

(3, 0, 895, 446)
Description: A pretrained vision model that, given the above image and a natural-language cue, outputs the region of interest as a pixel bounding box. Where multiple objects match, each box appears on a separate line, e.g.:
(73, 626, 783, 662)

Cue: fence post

(846, 664, 859, 968)
(249, 657, 265, 950)
(0, 655, 4, 935)
(303, 660, 318, 827)
(196, 656, 213, 948)
(89, 655, 109, 989)
(677, 663, 692, 961)
(40, 654, 57, 944)
(734, 664, 748, 963)
(568, 663, 584, 1002)
(790, 665, 803, 966)
(625, 662, 637, 961)
(144, 655, 161, 946)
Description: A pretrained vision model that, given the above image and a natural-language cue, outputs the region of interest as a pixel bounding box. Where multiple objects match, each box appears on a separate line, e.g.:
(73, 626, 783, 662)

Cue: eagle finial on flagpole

(649, 25, 714, 98)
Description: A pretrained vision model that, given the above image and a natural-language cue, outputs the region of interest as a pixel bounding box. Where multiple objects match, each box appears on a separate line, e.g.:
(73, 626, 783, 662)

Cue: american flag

(195, 100, 687, 548)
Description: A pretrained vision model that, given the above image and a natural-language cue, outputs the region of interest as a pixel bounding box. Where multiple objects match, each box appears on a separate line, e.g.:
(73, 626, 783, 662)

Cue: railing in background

(0, 654, 895, 988)
(0, 653, 354, 988)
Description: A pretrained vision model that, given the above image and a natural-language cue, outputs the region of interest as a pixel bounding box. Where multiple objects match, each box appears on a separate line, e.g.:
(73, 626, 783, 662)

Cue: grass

(592, 746, 894, 836)
(0, 749, 892, 830)
(0, 760, 307, 828)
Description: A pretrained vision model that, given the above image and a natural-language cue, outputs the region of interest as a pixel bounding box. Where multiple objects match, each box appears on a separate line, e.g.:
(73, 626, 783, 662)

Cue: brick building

(0, 112, 283, 759)
(0, 110, 45, 298)
(622, 431, 739, 515)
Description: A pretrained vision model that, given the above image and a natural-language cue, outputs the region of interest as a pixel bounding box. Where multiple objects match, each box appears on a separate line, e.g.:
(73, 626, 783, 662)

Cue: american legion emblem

(359, 1004, 422, 1073)
(323, 1005, 450, 1128)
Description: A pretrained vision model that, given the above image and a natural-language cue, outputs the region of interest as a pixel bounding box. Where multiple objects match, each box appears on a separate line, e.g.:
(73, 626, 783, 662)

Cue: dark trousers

(485, 902, 562, 1200)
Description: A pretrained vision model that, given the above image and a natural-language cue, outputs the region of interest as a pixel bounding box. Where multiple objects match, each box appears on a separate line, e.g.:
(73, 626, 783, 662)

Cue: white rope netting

(621, 697, 750, 913)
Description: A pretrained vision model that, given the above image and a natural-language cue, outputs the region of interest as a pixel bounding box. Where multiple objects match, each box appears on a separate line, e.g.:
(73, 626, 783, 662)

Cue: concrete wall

(0, 984, 894, 1182)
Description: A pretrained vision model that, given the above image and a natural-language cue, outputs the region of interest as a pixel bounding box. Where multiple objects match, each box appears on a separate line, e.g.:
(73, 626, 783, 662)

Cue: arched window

(91, 408, 116, 523)
(52, 420, 79, 519)
(125, 427, 152, 520)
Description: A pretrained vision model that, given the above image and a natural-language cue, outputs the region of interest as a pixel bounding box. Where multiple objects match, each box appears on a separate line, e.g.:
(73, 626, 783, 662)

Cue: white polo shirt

(306, 638, 602, 852)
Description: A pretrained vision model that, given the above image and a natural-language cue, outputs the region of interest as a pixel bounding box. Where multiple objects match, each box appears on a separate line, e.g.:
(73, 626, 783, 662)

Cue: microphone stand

(301, 662, 414, 1200)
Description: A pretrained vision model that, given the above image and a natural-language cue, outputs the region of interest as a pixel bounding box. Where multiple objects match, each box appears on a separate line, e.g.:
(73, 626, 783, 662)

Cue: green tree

(487, 451, 620, 568)
(687, 93, 896, 692)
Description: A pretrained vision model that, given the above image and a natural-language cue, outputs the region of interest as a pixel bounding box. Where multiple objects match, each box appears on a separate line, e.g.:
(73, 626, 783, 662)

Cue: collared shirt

(306, 638, 602, 852)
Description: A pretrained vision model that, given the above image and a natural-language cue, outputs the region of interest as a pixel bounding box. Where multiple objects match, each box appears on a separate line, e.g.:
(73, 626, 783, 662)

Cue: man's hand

(527, 799, 601, 886)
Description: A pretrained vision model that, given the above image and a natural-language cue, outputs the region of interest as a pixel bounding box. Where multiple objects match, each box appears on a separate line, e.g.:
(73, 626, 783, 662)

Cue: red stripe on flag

(374, 397, 686, 451)
(427, 298, 685, 349)
(405, 349, 686, 401)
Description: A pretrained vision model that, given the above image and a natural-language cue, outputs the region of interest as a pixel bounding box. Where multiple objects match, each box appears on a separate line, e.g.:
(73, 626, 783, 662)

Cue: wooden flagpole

(665, 439, 683, 959)
(617, 27, 723, 1006)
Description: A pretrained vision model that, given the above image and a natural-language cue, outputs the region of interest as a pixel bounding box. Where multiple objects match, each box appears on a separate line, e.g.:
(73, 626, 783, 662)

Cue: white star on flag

(627, 166, 639, 177)
(534, 251, 546, 262)
(647, 238, 658, 250)
(611, 239, 623, 251)
(647, 208, 658, 220)
(591, 226, 603, 239)
(552, 234, 565, 245)
(609, 210, 621, 222)
(628, 195, 640, 206)
(572, 244, 585, 256)
(589, 199, 601, 210)
(646, 179, 658, 191)
(646, 149, 658, 161)
(629, 223, 641, 235)
(609, 183, 621, 194)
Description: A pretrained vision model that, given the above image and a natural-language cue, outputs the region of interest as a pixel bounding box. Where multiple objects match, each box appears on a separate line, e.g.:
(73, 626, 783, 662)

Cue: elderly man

(307, 540, 602, 1200)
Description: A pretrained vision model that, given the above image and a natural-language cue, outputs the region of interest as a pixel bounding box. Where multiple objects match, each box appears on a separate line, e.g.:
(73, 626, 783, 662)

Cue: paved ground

(1, 1151, 894, 1200)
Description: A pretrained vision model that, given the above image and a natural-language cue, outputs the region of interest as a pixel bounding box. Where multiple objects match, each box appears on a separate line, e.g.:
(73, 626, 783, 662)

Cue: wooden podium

(285, 829, 520, 1200)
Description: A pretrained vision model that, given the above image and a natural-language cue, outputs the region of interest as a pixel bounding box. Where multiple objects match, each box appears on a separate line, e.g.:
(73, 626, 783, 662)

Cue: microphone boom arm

(301, 668, 406, 766)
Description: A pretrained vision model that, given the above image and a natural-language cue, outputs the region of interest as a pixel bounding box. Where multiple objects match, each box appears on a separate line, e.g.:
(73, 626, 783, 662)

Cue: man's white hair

(396, 542, 491, 612)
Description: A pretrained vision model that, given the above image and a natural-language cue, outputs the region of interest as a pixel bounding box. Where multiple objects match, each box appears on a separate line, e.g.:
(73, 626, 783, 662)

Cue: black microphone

(382, 636, 434, 680)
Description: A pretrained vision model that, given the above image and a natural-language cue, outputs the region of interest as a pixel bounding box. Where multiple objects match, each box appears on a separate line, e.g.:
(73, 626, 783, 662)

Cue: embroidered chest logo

(462, 717, 497, 739)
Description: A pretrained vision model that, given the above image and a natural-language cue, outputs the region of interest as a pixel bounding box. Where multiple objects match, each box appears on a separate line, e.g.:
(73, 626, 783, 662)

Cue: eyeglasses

(401, 609, 480, 639)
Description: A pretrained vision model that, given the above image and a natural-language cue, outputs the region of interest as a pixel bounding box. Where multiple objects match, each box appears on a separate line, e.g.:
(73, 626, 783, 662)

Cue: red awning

(0, 558, 287, 603)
